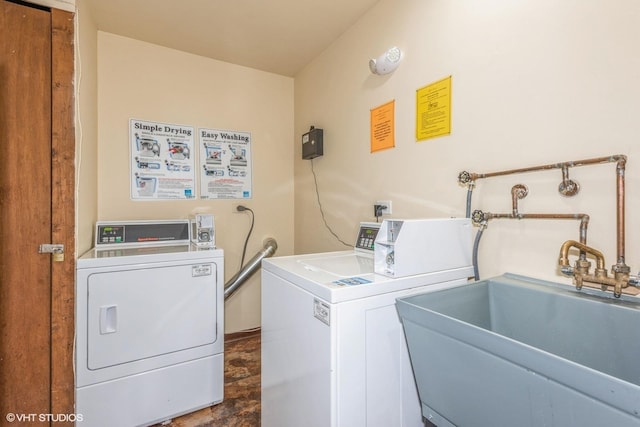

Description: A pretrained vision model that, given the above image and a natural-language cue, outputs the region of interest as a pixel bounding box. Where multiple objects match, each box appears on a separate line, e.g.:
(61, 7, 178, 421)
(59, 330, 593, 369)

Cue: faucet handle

(559, 265, 574, 277)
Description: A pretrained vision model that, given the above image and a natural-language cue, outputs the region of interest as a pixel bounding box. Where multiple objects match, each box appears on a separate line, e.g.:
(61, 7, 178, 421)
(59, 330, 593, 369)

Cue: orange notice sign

(370, 100, 395, 153)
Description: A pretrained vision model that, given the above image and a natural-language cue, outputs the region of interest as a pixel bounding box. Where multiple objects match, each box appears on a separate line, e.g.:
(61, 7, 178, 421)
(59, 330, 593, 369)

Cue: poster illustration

(199, 128, 253, 199)
(130, 118, 196, 200)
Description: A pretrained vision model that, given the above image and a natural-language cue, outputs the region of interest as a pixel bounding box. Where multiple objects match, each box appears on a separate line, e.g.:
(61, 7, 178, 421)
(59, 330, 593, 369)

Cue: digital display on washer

(355, 224, 380, 251)
(96, 221, 190, 246)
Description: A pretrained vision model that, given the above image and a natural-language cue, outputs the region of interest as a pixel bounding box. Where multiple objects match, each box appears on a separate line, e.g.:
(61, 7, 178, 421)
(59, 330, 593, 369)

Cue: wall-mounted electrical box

(374, 218, 473, 278)
(302, 126, 323, 160)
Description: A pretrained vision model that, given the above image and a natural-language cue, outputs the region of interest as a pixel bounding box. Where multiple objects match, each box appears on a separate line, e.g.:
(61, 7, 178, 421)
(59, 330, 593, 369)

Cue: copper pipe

(462, 153, 629, 273)
(558, 165, 580, 196)
(510, 184, 528, 216)
(485, 212, 590, 244)
(616, 158, 626, 266)
(467, 155, 626, 181)
(561, 165, 569, 183)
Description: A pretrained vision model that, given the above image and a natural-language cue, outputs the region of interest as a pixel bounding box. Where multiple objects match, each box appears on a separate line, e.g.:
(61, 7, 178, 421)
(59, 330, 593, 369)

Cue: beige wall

(76, 0, 640, 335)
(76, 0, 98, 256)
(294, 0, 640, 286)
(95, 33, 294, 332)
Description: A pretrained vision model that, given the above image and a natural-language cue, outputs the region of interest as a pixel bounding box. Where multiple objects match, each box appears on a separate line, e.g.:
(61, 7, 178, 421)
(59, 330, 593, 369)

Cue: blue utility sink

(396, 273, 640, 427)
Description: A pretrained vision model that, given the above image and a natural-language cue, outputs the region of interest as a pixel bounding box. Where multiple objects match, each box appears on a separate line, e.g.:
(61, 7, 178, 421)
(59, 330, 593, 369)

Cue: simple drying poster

(129, 118, 196, 200)
(199, 128, 253, 199)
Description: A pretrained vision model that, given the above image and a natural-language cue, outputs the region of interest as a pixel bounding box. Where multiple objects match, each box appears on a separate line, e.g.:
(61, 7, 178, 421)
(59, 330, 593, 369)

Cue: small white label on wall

(313, 298, 330, 326)
(192, 264, 212, 277)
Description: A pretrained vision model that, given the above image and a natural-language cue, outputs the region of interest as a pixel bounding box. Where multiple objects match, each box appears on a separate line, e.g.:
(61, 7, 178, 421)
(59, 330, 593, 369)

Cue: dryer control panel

(96, 220, 190, 247)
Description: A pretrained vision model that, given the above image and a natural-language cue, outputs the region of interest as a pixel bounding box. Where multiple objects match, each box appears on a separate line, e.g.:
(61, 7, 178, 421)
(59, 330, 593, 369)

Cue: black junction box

(302, 127, 323, 160)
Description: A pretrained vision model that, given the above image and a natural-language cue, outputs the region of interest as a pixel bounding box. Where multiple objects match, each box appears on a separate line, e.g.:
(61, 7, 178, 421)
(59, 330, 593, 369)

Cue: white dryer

(75, 221, 224, 427)
(261, 219, 473, 427)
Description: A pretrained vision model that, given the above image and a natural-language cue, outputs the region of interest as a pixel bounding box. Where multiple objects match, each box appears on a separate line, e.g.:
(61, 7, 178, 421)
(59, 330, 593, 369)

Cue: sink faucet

(558, 239, 637, 297)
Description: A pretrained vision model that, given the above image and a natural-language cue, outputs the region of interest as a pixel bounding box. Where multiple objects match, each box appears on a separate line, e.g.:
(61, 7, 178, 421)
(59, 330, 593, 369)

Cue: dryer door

(85, 262, 217, 370)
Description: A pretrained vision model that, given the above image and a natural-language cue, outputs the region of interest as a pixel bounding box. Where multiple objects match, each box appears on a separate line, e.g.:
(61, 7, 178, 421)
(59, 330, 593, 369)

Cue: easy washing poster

(129, 119, 252, 200)
(199, 128, 253, 200)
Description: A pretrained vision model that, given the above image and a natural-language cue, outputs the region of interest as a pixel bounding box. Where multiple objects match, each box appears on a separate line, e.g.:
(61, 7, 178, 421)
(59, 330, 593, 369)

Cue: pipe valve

(458, 171, 473, 186)
(558, 165, 580, 197)
(471, 209, 487, 226)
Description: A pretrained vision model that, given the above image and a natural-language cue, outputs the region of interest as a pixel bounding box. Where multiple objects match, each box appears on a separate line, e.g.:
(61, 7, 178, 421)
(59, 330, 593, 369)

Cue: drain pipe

(224, 238, 278, 300)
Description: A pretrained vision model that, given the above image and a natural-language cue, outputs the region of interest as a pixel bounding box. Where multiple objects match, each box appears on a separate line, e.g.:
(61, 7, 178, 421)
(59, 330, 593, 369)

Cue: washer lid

(262, 251, 474, 303)
(298, 252, 374, 277)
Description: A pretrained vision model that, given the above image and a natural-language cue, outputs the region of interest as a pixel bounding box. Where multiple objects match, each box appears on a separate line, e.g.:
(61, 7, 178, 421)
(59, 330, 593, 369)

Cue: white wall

(96, 33, 294, 332)
(294, 0, 640, 286)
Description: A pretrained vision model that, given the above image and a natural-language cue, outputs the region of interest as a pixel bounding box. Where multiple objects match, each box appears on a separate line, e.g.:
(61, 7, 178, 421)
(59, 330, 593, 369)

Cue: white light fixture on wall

(369, 46, 403, 75)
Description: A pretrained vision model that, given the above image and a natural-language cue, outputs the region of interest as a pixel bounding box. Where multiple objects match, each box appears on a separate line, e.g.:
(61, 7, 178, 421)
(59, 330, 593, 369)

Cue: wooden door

(0, 1, 75, 424)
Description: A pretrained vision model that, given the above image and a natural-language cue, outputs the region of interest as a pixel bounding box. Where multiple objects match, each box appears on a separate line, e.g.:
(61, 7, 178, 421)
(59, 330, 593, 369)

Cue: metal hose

(472, 223, 486, 281)
(224, 237, 278, 300)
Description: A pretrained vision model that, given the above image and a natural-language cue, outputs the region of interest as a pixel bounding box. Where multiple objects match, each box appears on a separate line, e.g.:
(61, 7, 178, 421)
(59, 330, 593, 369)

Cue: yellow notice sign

(416, 76, 451, 141)
(370, 100, 395, 153)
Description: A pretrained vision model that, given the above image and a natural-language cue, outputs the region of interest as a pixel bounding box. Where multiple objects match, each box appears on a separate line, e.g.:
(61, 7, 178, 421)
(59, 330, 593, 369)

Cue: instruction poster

(370, 100, 395, 152)
(130, 118, 196, 200)
(416, 76, 452, 141)
(199, 128, 252, 199)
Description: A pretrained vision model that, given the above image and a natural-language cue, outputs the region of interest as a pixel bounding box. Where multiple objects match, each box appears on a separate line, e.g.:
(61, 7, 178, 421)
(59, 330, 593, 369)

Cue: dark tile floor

(154, 329, 434, 427)
(155, 330, 261, 427)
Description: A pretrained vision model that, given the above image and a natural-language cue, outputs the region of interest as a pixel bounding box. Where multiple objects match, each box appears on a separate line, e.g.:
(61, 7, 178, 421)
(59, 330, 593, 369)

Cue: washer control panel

(355, 222, 381, 252)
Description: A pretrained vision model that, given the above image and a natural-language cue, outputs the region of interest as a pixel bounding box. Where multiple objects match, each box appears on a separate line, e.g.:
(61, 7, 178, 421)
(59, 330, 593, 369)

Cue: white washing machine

(261, 220, 474, 427)
(75, 220, 224, 427)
